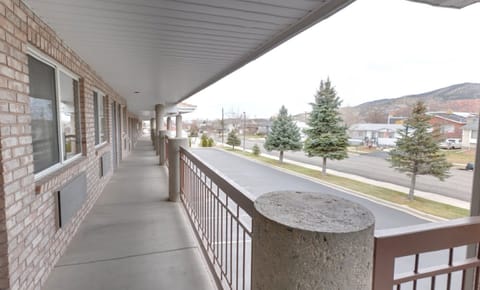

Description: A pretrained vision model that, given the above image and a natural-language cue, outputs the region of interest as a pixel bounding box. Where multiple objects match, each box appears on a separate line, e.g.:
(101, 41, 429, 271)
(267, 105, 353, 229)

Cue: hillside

(341, 83, 480, 125)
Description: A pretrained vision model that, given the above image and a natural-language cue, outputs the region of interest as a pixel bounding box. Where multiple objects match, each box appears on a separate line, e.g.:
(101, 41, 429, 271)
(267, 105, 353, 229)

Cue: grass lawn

(222, 147, 469, 220)
(442, 149, 476, 165)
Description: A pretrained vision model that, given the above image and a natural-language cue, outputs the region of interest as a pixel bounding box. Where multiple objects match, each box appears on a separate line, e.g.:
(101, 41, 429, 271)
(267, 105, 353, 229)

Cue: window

(59, 72, 81, 160)
(441, 124, 455, 134)
(471, 130, 478, 141)
(28, 53, 82, 175)
(93, 91, 106, 145)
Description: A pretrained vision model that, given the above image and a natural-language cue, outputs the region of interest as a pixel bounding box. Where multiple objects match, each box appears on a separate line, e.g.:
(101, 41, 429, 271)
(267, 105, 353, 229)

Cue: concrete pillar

(150, 118, 155, 145)
(158, 130, 167, 163)
(167, 116, 172, 131)
(168, 137, 188, 202)
(176, 114, 182, 137)
(155, 104, 165, 131)
(155, 104, 164, 154)
(251, 191, 375, 290)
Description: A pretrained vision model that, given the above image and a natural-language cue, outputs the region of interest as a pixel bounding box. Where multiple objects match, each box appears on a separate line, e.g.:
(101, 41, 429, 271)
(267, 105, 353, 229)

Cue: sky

(185, 0, 480, 120)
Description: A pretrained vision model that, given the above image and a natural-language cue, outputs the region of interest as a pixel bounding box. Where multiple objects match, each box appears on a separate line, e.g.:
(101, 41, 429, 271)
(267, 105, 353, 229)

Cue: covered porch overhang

(18, 0, 480, 289)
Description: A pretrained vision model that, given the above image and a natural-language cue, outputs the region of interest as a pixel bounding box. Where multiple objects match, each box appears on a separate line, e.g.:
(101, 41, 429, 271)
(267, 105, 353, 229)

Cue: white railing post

(251, 191, 375, 290)
(168, 138, 188, 201)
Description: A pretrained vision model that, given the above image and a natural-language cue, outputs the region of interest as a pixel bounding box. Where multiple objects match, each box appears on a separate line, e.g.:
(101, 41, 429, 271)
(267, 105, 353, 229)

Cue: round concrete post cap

(254, 191, 375, 233)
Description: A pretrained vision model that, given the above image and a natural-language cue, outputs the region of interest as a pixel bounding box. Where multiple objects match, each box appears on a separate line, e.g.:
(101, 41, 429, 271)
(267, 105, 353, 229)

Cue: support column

(251, 191, 375, 290)
(150, 118, 155, 145)
(168, 137, 188, 202)
(167, 116, 172, 131)
(176, 114, 182, 137)
(158, 130, 167, 164)
(466, 118, 480, 289)
(155, 104, 165, 155)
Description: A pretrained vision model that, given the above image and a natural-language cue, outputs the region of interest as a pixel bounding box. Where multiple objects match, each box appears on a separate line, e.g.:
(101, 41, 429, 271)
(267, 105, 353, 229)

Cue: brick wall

(0, 0, 138, 289)
(429, 116, 464, 139)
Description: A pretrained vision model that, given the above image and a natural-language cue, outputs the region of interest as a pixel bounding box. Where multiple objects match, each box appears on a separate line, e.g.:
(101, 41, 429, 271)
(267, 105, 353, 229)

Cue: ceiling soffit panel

(23, 0, 356, 117)
(407, 0, 480, 8)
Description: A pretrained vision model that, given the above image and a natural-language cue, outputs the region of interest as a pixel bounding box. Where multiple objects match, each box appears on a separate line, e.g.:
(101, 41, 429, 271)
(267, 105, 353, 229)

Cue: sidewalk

(214, 142, 470, 210)
(44, 139, 215, 290)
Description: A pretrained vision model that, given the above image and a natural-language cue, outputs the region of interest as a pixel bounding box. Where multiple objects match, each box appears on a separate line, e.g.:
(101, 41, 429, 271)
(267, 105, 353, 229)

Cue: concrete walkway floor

(44, 139, 215, 290)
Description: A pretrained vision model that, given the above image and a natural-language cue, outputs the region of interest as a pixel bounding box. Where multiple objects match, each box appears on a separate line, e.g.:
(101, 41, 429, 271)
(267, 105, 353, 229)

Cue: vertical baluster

(243, 229, 246, 290)
(447, 247, 453, 290)
(461, 269, 467, 290)
(215, 187, 220, 264)
(413, 253, 419, 290)
(224, 198, 229, 279)
(220, 195, 224, 280)
(236, 205, 240, 290)
(475, 242, 480, 289)
(230, 208, 233, 287)
(208, 182, 212, 252)
(430, 276, 435, 290)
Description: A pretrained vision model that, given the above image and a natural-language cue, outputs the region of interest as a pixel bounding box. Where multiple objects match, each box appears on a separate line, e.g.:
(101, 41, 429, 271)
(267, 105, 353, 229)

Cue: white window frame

(28, 47, 83, 180)
(93, 89, 108, 148)
(471, 130, 478, 144)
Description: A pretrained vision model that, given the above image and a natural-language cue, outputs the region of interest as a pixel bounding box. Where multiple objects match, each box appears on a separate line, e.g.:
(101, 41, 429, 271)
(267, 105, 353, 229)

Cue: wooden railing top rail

(180, 146, 255, 216)
(375, 216, 480, 256)
(373, 216, 480, 290)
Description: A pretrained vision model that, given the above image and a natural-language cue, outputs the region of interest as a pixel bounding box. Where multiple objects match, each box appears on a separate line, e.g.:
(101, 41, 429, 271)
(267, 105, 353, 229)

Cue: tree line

(246, 78, 451, 200)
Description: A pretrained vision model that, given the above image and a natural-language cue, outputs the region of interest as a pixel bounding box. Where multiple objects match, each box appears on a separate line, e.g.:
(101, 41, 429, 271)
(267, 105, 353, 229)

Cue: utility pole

(243, 112, 246, 151)
(222, 107, 224, 145)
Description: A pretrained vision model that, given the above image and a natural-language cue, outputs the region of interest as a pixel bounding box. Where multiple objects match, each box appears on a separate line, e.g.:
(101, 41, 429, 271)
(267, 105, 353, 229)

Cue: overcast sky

(185, 0, 480, 120)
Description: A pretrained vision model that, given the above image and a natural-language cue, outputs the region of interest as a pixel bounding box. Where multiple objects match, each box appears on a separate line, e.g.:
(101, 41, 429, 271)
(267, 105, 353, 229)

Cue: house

(462, 116, 479, 149)
(427, 112, 471, 139)
(348, 123, 404, 146)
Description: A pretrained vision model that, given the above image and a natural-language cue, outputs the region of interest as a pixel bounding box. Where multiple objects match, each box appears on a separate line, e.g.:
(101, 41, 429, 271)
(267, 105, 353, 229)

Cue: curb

(216, 147, 464, 221)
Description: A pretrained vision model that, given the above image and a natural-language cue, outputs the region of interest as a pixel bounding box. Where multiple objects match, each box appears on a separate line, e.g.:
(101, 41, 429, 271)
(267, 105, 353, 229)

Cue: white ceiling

(23, 0, 357, 118)
(23, 0, 478, 119)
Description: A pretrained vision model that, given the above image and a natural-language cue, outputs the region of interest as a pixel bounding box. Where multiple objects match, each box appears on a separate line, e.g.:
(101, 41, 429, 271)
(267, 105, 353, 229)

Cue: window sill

(34, 156, 87, 195)
(95, 142, 110, 156)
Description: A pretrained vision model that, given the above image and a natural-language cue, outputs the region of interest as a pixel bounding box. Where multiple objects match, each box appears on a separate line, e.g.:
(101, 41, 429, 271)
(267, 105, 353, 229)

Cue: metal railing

(373, 216, 480, 290)
(179, 147, 254, 290)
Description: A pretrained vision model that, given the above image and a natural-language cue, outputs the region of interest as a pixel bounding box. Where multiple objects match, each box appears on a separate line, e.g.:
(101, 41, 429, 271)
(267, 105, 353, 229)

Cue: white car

(439, 139, 462, 149)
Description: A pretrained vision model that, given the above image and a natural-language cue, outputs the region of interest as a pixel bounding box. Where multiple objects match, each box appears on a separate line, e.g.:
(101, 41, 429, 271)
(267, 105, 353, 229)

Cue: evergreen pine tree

(304, 79, 348, 175)
(226, 130, 241, 150)
(264, 105, 302, 163)
(388, 101, 451, 200)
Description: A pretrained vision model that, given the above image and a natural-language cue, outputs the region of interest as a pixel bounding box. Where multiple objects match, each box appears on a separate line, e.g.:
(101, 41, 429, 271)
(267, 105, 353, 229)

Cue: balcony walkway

(44, 138, 215, 290)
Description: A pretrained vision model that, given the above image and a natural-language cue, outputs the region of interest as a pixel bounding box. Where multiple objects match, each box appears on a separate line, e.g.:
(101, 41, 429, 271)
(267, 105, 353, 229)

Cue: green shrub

(201, 133, 209, 147)
(252, 144, 260, 156)
(207, 137, 214, 147)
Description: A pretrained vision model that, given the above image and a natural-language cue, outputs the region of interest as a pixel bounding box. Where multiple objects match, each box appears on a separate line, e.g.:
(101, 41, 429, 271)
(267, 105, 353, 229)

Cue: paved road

(241, 138, 473, 202)
(192, 148, 428, 230)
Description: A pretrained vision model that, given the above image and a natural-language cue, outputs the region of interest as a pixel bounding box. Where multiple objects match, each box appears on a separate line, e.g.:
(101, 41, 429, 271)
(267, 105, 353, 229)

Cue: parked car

(439, 139, 462, 149)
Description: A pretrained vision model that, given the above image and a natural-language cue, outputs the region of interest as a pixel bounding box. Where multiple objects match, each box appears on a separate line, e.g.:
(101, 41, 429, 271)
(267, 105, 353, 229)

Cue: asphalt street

(192, 148, 428, 230)
(241, 138, 473, 202)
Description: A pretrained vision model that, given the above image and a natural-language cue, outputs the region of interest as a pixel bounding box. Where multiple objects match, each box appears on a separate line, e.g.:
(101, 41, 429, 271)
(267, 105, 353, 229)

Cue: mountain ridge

(340, 83, 480, 125)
